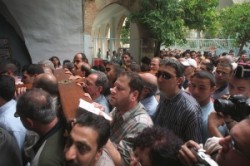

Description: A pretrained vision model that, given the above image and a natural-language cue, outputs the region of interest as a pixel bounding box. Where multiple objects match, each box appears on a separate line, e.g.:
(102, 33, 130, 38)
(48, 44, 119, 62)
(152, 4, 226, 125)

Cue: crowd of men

(0, 49, 250, 166)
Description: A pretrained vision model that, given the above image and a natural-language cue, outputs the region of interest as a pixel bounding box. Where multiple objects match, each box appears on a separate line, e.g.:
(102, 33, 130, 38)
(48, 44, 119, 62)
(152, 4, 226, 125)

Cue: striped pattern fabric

(154, 90, 202, 143)
(110, 103, 153, 165)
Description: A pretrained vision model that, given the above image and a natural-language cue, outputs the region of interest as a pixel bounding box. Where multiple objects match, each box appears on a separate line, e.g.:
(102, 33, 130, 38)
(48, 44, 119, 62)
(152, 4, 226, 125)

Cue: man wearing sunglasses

(154, 59, 202, 143)
(179, 117, 250, 166)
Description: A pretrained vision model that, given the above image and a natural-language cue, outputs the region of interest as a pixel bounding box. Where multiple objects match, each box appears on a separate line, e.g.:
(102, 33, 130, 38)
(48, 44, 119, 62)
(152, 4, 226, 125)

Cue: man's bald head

(33, 73, 58, 96)
(139, 73, 158, 99)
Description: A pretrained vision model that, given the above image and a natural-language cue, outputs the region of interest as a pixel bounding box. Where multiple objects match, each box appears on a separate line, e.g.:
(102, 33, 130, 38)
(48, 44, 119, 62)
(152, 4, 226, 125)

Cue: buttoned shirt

(140, 95, 158, 118)
(110, 103, 153, 166)
(154, 90, 202, 143)
(94, 94, 110, 113)
(0, 99, 27, 150)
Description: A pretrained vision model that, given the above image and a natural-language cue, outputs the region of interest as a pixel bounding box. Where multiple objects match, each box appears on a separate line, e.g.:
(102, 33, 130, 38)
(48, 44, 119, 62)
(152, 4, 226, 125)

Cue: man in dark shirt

(154, 59, 202, 143)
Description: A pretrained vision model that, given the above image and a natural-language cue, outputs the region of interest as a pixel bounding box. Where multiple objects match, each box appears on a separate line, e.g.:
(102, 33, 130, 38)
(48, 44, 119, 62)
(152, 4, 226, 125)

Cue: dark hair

(26, 64, 44, 75)
(133, 126, 183, 166)
(160, 59, 184, 77)
(16, 88, 56, 124)
(81, 64, 92, 77)
(119, 71, 143, 101)
(63, 62, 74, 72)
(92, 71, 109, 94)
(75, 109, 110, 149)
(63, 59, 71, 65)
(216, 62, 233, 74)
(0, 75, 15, 101)
(122, 52, 133, 60)
(49, 56, 61, 67)
(80, 53, 88, 63)
(143, 80, 158, 98)
(191, 71, 216, 87)
(201, 62, 214, 73)
(0, 61, 18, 75)
(126, 63, 141, 73)
(106, 62, 124, 83)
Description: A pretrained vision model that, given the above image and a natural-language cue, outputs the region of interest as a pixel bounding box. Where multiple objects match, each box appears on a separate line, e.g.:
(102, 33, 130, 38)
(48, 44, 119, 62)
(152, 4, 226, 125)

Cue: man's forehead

(159, 65, 176, 73)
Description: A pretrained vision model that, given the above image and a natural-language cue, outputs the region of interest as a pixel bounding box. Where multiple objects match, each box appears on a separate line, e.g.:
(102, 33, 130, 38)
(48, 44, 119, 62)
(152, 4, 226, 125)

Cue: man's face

(64, 125, 101, 166)
(73, 54, 84, 70)
(130, 147, 152, 166)
(189, 77, 215, 106)
(215, 65, 232, 85)
(229, 78, 250, 97)
(150, 58, 160, 72)
(183, 66, 195, 80)
(105, 64, 116, 84)
(84, 74, 99, 99)
(22, 71, 33, 84)
(216, 119, 250, 166)
(157, 65, 181, 97)
(109, 75, 132, 108)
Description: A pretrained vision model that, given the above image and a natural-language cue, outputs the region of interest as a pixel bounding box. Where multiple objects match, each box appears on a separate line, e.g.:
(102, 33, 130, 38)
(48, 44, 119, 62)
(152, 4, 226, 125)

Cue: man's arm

(208, 112, 225, 137)
(105, 140, 122, 166)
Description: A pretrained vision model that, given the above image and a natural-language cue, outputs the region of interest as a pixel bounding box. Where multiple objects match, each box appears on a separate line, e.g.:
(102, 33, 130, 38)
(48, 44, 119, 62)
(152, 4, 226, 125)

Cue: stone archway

(84, 0, 150, 63)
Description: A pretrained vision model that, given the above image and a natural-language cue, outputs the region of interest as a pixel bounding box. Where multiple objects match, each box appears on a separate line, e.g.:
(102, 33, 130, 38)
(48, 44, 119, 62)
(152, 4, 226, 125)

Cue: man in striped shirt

(105, 71, 153, 166)
(154, 59, 202, 143)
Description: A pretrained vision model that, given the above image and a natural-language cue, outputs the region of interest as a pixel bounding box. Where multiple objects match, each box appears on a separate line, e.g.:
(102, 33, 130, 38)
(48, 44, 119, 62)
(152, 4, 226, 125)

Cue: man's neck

(117, 102, 138, 115)
(199, 98, 210, 107)
(92, 93, 101, 101)
(165, 88, 180, 99)
(215, 82, 227, 90)
(36, 117, 59, 136)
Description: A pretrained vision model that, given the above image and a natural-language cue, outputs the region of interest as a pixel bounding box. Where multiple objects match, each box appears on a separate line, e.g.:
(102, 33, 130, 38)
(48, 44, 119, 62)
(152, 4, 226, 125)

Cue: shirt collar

(0, 99, 16, 113)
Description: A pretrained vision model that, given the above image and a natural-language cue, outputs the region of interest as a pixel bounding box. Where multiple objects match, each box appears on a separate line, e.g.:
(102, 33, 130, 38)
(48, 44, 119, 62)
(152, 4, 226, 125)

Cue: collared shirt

(212, 83, 229, 100)
(110, 103, 153, 166)
(94, 94, 110, 113)
(0, 99, 27, 150)
(140, 95, 158, 118)
(154, 90, 202, 143)
(201, 100, 228, 144)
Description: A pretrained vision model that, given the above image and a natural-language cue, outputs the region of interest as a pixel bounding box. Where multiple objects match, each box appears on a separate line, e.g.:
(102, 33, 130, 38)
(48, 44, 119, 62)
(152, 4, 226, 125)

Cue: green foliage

(219, 2, 250, 51)
(129, 0, 187, 47)
(180, 0, 219, 34)
(120, 18, 130, 44)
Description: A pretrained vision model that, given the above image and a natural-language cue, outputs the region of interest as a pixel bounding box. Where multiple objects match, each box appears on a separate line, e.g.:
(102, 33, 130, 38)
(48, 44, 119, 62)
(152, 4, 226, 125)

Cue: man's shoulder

(38, 127, 65, 165)
(131, 104, 153, 126)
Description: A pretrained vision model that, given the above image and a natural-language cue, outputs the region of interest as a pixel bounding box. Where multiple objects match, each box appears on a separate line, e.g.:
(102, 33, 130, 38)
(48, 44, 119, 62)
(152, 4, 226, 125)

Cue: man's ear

(22, 117, 34, 129)
(130, 90, 139, 102)
(177, 76, 184, 86)
(97, 86, 103, 94)
(95, 147, 103, 162)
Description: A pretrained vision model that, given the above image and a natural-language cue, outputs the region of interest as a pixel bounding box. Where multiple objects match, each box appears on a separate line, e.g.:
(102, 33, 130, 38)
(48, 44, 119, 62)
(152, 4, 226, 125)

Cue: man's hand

(179, 140, 201, 166)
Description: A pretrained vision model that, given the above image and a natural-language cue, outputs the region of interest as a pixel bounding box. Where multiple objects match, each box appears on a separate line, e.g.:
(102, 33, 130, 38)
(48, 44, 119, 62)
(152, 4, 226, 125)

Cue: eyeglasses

(155, 71, 175, 80)
(230, 136, 249, 157)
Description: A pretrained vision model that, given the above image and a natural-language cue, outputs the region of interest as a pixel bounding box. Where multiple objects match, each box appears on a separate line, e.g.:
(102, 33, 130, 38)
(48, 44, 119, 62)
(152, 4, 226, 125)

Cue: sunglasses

(155, 71, 175, 80)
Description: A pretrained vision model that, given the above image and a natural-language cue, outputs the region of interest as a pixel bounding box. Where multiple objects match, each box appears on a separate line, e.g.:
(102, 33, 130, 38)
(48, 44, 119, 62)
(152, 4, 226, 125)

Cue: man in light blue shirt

(0, 75, 26, 150)
(189, 71, 227, 143)
(83, 71, 110, 113)
(139, 73, 159, 118)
